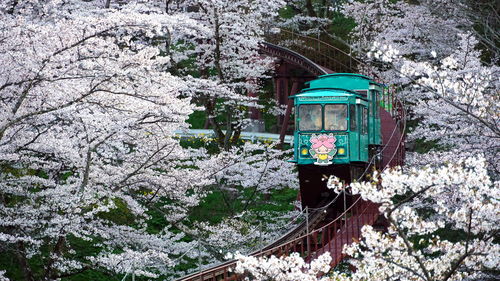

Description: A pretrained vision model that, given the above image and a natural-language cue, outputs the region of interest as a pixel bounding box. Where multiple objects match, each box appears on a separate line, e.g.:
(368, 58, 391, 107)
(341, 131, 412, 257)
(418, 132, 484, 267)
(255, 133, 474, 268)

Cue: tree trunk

(44, 236, 66, 280)
(305, 0, 317, 18)
(213, 9, 224, 82)
(16, 242, 35, 281)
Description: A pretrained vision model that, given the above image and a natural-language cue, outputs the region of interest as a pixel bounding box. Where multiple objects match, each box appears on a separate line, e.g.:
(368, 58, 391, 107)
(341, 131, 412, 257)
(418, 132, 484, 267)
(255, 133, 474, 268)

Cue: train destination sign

(297, 96, 347, 102)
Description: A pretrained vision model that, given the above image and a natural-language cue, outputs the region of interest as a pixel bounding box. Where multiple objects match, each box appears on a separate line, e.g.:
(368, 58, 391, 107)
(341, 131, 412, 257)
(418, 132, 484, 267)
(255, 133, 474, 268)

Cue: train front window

(325, 104, 347, 131)
(299, 104, 322, 131)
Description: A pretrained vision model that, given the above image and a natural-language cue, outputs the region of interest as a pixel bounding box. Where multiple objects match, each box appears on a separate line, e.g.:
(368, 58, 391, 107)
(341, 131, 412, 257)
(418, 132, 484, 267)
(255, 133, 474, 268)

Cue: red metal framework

(179, 198, 379, 281)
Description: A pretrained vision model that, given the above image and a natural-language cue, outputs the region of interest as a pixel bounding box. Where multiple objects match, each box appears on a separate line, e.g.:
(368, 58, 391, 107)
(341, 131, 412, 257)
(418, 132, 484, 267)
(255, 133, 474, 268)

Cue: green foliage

(189, 187, 297, 225)
(97, 198, 137, 226)
(329, 12, 356, 42)
(0, 253, 24, 281)
(187, 110, 206, 129)
(178, 137, 221, 154)
(278, 5, 296, 19)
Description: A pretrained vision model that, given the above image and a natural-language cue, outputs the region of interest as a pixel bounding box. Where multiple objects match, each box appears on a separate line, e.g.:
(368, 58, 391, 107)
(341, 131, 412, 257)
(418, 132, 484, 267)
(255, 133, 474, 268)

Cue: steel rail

(174, 129, 294, 145)
(260, 41, 328, 76)
(178, 197, 379, 281)
(176, 204, 328, 281)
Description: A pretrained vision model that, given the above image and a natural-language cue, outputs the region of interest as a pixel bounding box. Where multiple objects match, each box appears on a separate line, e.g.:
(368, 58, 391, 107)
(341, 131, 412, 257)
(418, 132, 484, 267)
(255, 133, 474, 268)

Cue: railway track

(259, 207, 326, 251)
(177, 203, 328, 281)
(178, 197, 380, 281)
(177, 29, 406, 281)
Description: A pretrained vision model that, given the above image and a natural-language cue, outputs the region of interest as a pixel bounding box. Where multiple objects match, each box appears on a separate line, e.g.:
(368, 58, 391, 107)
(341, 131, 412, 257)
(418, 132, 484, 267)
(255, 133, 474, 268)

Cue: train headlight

(338, 147, 346, 155)
(301, 147, 309, 155)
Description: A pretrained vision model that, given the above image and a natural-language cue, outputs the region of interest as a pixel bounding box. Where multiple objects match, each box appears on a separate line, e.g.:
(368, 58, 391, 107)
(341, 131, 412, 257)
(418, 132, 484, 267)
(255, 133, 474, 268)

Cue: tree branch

(387, 216, 433, 281)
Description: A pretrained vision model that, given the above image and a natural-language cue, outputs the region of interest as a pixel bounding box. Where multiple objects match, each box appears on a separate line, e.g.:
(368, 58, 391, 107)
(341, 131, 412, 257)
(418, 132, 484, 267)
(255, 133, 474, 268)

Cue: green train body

(292, 73, 384, 165)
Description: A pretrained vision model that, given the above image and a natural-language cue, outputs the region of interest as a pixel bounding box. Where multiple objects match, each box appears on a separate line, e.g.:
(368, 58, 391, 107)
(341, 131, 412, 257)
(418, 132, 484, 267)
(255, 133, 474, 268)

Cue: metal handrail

(252, 197, 376, 258)
(260, 41, 328, 76)
(279, 29, 359, 69)
(179, 197, 379, 281)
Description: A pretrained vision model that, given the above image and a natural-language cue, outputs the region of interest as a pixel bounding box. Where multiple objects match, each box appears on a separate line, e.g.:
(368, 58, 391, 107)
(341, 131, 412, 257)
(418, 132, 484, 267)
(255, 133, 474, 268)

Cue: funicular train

(290, 73, 385, 209)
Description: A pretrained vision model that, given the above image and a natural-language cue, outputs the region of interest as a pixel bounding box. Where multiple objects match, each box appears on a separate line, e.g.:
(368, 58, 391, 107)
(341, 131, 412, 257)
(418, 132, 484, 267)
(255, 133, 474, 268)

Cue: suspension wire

(307, 189, 344, 211)
(278, 208, 308, 229)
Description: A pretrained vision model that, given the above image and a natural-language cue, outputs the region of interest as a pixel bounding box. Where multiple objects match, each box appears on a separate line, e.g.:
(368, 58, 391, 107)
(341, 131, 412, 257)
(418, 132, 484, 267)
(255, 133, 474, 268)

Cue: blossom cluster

(339, 156, 499, 281)
(0, 0, 296, 279)
(234, 252, 345, 281)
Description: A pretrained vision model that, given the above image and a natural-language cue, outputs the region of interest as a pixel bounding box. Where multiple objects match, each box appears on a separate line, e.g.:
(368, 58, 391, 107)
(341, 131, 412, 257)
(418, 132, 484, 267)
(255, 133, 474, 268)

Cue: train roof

(305, 73, 385, 88)
(291, 88, 366, 99)
(317, 73, 372, 80)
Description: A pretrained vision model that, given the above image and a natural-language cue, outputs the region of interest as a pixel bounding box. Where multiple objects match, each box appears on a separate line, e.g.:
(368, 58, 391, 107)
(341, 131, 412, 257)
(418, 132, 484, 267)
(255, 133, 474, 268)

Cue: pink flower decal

(311, 134, 337, 149)
(308, 134, 338, 166)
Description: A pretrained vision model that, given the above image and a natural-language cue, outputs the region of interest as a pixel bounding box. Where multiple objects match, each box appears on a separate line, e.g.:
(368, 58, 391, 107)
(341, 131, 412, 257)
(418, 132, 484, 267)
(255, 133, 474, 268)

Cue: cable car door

(349, 104, 359, 161)
(359, 105, 369, 161)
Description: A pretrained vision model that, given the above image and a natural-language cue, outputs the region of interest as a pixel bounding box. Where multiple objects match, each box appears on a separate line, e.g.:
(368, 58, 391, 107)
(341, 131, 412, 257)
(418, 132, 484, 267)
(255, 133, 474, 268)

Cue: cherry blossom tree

(365, 32, 500, 173)
(343, 0, 499, 172)
(277, 0, 332, 36)
(235, 156, 499, 281)
(342, 0, 468, 83)
(342, 0, 467, 57)
(165, 0, 285, 150)
(340, 155, 499, 281)
(234, 2, 499, 280)
(0, 1, 303, 279)
(181, 142, 299, 263)
(234, 252, 340, 281)
(0, 1, 215, 279)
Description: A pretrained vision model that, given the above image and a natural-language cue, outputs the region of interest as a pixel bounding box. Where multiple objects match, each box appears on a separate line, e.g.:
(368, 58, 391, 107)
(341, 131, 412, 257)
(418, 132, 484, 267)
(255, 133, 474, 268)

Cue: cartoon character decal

(309, 134, 337, 166)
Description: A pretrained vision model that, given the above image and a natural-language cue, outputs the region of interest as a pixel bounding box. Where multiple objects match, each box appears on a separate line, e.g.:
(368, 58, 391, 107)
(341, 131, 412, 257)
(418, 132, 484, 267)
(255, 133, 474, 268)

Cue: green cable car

(291, 73, 386, 208)
(292, 73, 383, 166)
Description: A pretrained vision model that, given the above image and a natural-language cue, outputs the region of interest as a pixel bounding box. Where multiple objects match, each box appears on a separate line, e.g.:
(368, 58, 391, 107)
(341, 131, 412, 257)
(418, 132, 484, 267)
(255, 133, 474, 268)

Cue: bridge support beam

(279, 80, 299, 145)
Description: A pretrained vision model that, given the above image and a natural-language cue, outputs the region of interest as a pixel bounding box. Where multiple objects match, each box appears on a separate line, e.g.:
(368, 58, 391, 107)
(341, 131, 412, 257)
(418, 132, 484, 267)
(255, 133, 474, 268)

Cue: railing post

(198, 238, 202, 273)
(351, 207, 355, 243)
(333, 221, 337, 257)
(356, 201, 360, 239)
(327, 226, 331, 253)
(301, 236, 304, 256)
(349, 46, 352, 70)
(306, 207, 310, 255)
(343, 189, 347, 226)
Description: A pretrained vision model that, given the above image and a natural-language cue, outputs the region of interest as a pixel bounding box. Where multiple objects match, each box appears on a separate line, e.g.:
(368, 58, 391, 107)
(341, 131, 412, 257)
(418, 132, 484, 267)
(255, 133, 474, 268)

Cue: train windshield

(299, 104, 322, 131)
(325, 104, 347, 131)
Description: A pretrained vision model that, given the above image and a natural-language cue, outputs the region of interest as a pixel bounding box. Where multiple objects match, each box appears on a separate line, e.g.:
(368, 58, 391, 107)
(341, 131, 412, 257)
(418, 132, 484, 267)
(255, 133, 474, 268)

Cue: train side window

(349, 104, 356, 131)
(370, 91, 374, 116)
(324, 104, 347, 131)
(299, 104, 322, 131)
(362, 107, 368, 134)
